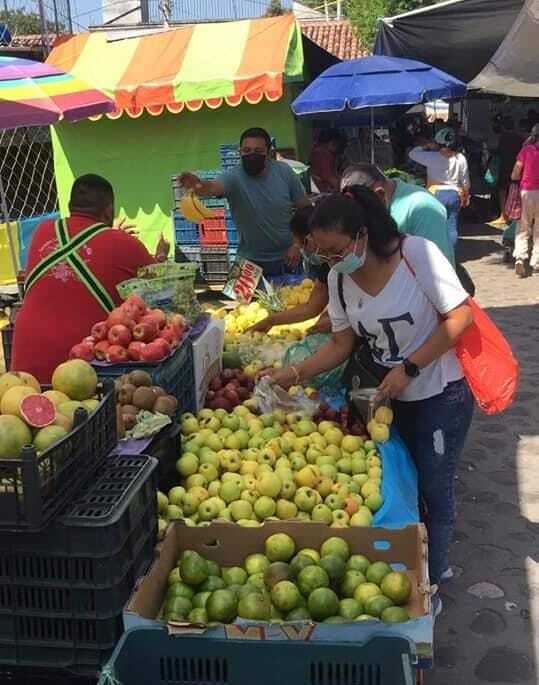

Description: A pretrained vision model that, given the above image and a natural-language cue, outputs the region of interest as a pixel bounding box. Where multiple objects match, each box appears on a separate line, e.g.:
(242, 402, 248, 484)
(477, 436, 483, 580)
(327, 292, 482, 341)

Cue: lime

(290, 553, 317, 578)
(238, 583, 263, 600)
(168, 568, 182, 585)
(381, 606, 410, 623)
(248, 572, 266, 591)
(180, 553, 209, 586)
(319, 554, 346, 583)
(381, 572, 412, 606)
(298, 548, 320, 563)
(244, 553, 270, 576)
(237, 592, 272, 621)
(320, 537, 350, 561)
(265, 533, 296, 562)
(364, 594, 394, 617)
(308, 587, 339, 621)
(271, 581, 301, 613)
(286, 606, 311, 621)
(167, 582, 195, 601)
(346, 554, 371, 574)
(324, 616, 347, 624)
(354, 582, 383, 605)
(206, 589, 238, 623)
(199, 576, 226, 592)
(339, 598, 363, 620)
(264, 562, 292, 589)
(222, 567, 248, 586)
(164, 596, 192, 618)
(206, 560, 221, 577)
(355, 614, 380, 622)
(297, 566, 330, 596)
(188, 608, 207, 623)
(340, 570, 366, 598)
(192, 591, 211, 609)
(366, 561, 393, 586)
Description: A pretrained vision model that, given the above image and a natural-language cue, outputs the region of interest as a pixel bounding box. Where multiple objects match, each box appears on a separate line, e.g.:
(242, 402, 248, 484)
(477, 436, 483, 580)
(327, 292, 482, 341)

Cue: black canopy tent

(374, 0, 525, 83)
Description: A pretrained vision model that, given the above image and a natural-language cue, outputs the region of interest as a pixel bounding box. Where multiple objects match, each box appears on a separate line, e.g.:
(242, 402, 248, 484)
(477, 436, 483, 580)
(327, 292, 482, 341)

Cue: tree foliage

(0, 7, 61, 36)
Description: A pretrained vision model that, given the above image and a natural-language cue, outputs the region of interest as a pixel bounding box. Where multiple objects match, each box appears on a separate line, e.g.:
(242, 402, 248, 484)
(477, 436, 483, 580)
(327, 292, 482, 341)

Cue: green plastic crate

(99, 627, 416, 685)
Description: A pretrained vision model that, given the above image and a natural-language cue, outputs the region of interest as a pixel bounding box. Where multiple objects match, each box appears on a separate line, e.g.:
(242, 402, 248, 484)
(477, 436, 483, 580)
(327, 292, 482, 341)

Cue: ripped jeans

(392, 379, 474, 586)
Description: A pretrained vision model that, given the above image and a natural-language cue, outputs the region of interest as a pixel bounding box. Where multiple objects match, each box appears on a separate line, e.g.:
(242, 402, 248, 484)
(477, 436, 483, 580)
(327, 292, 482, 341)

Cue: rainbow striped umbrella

(0, 56, 114, 275)
(0, 55, 114, 129)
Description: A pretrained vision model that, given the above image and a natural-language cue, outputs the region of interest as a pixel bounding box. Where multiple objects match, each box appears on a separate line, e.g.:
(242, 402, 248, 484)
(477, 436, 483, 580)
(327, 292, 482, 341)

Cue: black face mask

(241, 153, 266, 176)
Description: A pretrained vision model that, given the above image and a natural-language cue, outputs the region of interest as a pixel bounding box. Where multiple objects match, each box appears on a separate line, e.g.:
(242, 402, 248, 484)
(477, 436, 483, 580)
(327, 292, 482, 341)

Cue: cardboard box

(191, 319, 225, 410)
(125, 521, 434, 667)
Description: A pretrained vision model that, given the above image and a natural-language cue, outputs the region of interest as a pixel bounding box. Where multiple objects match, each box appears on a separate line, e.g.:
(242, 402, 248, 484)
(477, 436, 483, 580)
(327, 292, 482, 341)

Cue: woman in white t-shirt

(409, 127, 470, 248)
(264, 186, 474, 596)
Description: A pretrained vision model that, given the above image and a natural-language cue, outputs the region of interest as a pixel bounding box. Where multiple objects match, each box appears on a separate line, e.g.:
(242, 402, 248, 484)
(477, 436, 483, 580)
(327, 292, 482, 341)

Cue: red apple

(121, 303, 143, 323)
(107, 344, 129, 363)
(91, 321, 108, 342)
(223, 388, 239, 405)
(127, 341, 146, 361)
(69, 343, 94, 362)
(153, 338, 171, 357)
(169, 313, 186, 337)
(209, 377, 222, 392)
(159, 325, 179, 346)
(108, 324, 132, 347)
(94, 340, 110, 361)
(133, 321, 158, 343)
(146, 309, 166, 329)
(141, 340, 166, 362)
(124, 294, 147, 318)
(107, 307, 134, 330)
(205, 390, 216, 402)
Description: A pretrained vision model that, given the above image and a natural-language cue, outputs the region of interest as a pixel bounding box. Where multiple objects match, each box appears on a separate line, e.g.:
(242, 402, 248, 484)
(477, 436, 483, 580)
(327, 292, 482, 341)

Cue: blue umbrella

(292, 56, 466, 115)
(292, 56, 466, 163)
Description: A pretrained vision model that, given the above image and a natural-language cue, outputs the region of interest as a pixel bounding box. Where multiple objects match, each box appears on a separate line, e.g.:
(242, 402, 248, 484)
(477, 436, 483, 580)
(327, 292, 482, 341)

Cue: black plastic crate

(146, 423, 181, 493)
(1, 323, 13, 371)
(0, 455, 158, 675)
(0, 380, 117, 532)
(93, 340, 195, 417)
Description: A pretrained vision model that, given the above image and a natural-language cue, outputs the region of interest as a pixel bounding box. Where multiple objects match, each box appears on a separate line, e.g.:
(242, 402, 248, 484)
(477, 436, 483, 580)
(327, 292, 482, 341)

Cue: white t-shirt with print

(328, 236, 468, 402)
(409, 147, 470, 191)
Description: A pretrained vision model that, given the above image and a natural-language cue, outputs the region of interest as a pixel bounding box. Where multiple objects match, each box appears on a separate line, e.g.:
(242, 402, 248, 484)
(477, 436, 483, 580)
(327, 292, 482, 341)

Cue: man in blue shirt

(179, 127, 311, 276)
(340, 164, 454, 265)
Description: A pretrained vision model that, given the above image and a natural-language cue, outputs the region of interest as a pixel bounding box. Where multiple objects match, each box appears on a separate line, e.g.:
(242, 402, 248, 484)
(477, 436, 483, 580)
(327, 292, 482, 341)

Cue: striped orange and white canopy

(47, 15, 303, 120)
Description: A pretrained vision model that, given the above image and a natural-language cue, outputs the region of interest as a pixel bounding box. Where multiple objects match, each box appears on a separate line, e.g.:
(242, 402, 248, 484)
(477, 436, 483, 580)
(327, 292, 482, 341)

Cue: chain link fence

(0, 126, 58, 220)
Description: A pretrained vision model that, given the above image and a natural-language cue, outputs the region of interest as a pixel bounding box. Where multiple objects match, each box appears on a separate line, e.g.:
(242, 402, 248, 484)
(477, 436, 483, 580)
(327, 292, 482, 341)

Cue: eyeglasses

(313, 235, 359, 265)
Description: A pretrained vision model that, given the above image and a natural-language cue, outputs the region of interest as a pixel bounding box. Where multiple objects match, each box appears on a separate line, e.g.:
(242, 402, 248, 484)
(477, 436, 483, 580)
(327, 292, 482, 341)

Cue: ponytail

(309, 185, 402, 260)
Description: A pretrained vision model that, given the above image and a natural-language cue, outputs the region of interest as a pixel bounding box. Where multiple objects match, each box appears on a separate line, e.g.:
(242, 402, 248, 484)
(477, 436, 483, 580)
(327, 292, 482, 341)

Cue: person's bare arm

(178, 172, 225, 198)
(511, 160, 523, 182)
(308, 310, 332, 334)
(376, 302, 473, 400)
(261, 327, 356, 388)
(249, 281, 328, 332)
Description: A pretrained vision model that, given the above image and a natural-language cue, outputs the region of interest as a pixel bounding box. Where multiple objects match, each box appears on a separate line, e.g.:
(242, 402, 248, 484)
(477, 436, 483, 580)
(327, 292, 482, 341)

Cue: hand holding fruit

(375, 365, 411, 401)
(258, 365, 299, 390)
(178, 172, 203, 192)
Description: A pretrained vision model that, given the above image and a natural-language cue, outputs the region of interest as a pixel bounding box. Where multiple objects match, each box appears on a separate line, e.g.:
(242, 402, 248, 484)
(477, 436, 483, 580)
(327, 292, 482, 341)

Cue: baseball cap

(434, 127, 456, 147)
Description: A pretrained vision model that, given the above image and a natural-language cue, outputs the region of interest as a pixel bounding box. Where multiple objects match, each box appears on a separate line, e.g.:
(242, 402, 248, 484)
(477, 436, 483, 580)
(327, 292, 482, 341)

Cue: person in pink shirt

(511, 124, 539, 277)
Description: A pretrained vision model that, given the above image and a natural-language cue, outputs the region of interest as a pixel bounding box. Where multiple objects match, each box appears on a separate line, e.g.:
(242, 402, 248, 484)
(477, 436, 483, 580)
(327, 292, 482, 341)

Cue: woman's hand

(248, 317, 274, 334)
(285, 243, 301, 269)
(258, 366, 298, 389)
(376, 365, 412, 400)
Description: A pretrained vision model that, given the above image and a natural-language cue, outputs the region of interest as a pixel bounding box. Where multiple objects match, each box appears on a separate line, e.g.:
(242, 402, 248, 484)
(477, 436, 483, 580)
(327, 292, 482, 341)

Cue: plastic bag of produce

(253, 376, 319, 416)
(283, 333, 346, 393)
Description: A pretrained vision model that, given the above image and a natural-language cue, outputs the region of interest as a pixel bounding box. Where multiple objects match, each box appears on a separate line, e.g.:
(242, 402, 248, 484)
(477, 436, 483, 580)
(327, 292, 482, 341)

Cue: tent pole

(0, 177, 19, 277)
(370, 107, 375, 164)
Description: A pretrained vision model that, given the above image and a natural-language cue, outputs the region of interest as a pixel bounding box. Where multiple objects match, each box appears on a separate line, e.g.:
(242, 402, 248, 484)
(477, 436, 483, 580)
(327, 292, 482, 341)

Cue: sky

(6, 0, 103, 29)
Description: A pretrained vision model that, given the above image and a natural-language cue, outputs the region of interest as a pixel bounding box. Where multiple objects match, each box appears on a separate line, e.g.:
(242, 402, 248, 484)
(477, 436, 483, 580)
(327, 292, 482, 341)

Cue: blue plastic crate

(98, 627, 417, 685)
(93, 341, 196, 416)
(226, 225, 239, 245)
(174, 225, 199, 245)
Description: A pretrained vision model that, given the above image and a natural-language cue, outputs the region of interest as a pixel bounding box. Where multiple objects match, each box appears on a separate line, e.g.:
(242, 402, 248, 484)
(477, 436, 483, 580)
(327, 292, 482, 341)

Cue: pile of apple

(70, 294, 188, 364)
(166, 403, 393, 529)
(205, 369, 255, 411)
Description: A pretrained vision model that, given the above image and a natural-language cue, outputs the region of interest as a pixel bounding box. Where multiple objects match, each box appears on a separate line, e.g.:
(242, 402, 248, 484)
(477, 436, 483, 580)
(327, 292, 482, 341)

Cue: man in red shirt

(12, 174, 166, 382)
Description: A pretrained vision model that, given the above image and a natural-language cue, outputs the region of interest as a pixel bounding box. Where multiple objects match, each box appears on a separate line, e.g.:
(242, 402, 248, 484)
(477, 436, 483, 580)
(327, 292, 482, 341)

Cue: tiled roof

(300, 20, 368, 61)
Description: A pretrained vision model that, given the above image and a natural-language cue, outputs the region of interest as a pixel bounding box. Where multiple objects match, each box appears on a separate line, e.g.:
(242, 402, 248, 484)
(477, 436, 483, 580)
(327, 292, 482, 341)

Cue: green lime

(308, 587, 339, 621)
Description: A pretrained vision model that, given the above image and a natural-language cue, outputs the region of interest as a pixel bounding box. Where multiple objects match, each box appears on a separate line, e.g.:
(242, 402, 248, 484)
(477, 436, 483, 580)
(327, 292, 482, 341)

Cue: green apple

(311, 503, 333, 524)
(254, 496, 276, 519)
(186, 473, 207, 489)
(276, 499, 298, 520)
(198, 499, 219, 521)
(234, 430, 250, 449)
(222, 414, 240, 431)
(325, 493, 344, 511)
(325, 427, 344, 447)
(199, 463, 218, 483)
(257, 472, 282, 498)
(176, 454, 199, 477)
(181, 417, 199, 436)
(182, 493, 200, 515)
(168, 486, 185, 507)
(205, 434, 224, 452)
(167, 504, 183, 520)
(294, 487, 318, 513)
(331, 509, 350, 526)
(207, 481, 221, 497)
(341, 435, 363, 453)
(280, 480, 297, 501)
(350, 508, 373, 527)
(337, 457, 352, 474)
(220, 480, 241, 503)
(241, 489, 258, 506)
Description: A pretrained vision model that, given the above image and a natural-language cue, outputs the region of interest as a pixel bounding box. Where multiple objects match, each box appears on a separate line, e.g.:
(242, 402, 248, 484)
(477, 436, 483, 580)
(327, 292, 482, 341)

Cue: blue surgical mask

(332, 237, 367, 274)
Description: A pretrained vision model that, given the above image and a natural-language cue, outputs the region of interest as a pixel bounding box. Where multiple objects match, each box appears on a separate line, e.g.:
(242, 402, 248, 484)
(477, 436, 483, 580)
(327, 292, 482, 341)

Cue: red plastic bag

(455, 298, 519, 414)
(504, 181, 522, 221)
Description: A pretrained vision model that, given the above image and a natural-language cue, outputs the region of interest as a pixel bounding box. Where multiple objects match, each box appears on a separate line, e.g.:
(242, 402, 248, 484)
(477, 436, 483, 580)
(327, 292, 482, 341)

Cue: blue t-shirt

(389, 179, 454, 266)
(222, 160, 306, 263)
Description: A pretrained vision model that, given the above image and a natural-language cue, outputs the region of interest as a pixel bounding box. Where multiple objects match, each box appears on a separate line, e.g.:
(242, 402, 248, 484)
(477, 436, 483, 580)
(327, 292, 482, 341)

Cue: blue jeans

(392, 379, 474, 586)
(435, 189, 461, 248)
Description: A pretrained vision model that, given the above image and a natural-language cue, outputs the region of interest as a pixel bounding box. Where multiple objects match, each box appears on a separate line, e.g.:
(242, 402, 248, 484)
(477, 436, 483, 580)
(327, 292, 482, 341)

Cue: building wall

(51, 93, 299, 252)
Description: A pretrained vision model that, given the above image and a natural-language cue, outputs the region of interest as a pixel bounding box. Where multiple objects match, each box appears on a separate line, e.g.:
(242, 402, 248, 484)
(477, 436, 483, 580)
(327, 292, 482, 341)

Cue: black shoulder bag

(338, 273, 390, 390)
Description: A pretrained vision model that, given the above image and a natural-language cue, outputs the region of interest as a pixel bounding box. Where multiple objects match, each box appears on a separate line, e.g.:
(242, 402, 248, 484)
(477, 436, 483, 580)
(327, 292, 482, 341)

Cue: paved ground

(427, 222, 539, 684)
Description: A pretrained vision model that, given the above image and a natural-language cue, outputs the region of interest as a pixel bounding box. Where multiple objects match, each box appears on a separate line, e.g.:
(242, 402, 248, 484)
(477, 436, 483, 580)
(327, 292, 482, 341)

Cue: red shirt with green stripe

(12, 212, 154, 383)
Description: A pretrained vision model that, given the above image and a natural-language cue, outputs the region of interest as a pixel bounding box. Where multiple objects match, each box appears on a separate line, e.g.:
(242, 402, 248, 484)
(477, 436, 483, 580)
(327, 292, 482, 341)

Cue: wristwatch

(403, 358, 420, 378)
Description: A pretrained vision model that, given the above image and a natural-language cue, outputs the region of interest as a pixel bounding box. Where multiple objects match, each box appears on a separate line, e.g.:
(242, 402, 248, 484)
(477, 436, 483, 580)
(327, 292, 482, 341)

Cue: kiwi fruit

(118, 383, 136, 405)
(122, 404, 139, 416)
(122, 413, 137, 431)
(150, 386, 166, 398)
(129, 370, 152, 387)
(132, 386, 157, 411)
(153, 395, 178, 417)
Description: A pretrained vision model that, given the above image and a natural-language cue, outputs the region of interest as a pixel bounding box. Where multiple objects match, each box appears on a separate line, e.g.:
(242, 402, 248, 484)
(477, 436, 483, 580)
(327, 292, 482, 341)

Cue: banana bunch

(179, 191, 215, 223)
